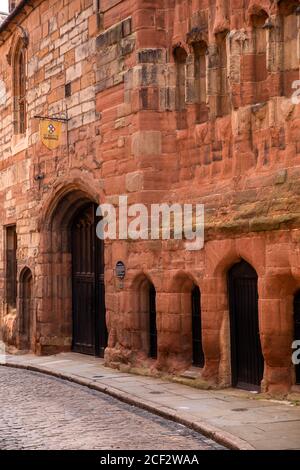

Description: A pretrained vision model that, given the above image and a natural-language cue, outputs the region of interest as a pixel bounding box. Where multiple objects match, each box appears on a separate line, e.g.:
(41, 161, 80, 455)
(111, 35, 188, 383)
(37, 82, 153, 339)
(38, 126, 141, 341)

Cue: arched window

(13, 40, 27, 135)
(251, 11, 269, 102)
(216, 33, 230, 117)
(193, 41, 208, 123)
(174, 46, 187, 129)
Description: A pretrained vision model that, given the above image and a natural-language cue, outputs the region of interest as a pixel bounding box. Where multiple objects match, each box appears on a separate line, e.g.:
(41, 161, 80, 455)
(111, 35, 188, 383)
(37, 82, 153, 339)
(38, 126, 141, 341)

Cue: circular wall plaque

(115, 261, 126, 280)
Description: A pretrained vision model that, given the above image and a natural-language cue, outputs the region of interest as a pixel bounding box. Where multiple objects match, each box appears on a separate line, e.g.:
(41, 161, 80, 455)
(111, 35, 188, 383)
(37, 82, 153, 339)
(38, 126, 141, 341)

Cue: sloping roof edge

(0, 0, 29, 36)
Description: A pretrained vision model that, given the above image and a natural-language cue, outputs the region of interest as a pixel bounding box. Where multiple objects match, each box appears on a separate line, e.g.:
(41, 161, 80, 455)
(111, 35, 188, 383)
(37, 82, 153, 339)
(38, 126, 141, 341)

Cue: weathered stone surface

(0, 0, 300, 398)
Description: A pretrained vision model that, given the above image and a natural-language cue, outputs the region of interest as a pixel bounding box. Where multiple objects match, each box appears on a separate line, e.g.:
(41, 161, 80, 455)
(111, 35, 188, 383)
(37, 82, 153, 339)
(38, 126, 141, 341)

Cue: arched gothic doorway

(39, 186, 107, 357)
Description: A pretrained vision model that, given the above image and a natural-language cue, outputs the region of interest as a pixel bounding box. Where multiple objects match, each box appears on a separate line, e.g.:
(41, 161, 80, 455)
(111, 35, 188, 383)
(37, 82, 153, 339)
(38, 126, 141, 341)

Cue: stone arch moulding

(18, 264, 34, 282)
(204, 238, 266, 280)
(167, 270, 200, 293)
(172, 42, 189, 59)
(6, 26, 29, 66)
(38, 172, 103, 231)
(19, 265, 33, 281)
(129, 270, 157, 291)
(246, 1, 274, 24)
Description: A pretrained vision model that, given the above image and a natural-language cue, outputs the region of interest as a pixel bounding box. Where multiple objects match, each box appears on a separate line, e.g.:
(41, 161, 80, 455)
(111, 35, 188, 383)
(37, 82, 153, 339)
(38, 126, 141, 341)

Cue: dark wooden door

(294, 292, 300, 385)
(228, 261, 264, 390)
(72, 203, 107, 357)
(149, 284, 157, 359)
(192, 286, 204, 367)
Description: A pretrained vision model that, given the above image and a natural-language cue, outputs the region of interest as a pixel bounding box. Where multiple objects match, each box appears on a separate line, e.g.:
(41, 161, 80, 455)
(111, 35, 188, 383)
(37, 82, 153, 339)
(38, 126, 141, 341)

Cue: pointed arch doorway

(228, 260, 264, 390)
(71, 202, 107, 357)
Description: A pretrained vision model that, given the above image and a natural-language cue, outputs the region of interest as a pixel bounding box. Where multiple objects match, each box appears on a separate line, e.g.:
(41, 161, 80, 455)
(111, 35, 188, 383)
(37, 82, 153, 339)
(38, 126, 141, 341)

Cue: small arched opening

(166, 273, 204, 371)
(132, 275, 157, 360)
(18, 267, 33, 351)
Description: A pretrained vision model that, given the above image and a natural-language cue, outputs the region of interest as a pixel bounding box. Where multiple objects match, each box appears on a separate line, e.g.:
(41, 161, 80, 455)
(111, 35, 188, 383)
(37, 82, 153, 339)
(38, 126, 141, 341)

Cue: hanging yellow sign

(40, 120, 62, 150)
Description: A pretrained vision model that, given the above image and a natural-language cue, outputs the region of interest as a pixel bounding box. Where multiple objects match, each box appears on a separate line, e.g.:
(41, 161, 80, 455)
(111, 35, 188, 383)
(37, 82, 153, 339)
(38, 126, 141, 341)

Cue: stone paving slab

(1, 352, 300, 450)
(222, 422, 300, 450)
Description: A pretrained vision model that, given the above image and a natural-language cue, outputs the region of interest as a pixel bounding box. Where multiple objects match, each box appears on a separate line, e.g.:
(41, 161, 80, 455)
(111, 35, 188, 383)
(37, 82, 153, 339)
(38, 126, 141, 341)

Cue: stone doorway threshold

(1, 352, 300, 450)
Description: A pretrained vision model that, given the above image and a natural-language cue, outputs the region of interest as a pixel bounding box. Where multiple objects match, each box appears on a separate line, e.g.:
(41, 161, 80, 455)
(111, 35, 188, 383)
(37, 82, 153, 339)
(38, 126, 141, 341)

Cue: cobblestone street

(0, 367, 224, 450)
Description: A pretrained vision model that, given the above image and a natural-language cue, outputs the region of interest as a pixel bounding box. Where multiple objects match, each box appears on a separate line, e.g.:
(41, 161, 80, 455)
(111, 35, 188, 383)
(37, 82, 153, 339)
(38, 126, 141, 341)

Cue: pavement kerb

(0, 362, 255, 451)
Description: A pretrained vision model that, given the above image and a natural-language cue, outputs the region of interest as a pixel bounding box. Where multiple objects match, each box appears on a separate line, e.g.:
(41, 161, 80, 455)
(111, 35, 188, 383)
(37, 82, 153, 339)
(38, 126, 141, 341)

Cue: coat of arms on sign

(40, 119, 62, 150)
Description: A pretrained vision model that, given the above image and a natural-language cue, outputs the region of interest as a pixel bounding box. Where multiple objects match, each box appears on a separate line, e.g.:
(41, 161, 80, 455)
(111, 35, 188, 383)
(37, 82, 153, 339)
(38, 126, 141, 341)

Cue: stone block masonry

(0, 0, 300, 398)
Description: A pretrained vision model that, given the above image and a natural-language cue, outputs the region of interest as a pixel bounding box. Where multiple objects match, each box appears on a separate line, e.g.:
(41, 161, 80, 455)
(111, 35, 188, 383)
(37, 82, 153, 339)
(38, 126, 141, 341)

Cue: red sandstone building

(0, 0, 300, 397)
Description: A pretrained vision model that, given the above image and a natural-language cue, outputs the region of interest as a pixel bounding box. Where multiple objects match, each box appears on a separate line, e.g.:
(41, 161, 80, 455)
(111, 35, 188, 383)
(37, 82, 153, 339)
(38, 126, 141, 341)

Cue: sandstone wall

(0, 0, 300, 395)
